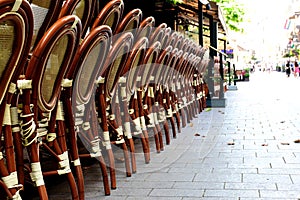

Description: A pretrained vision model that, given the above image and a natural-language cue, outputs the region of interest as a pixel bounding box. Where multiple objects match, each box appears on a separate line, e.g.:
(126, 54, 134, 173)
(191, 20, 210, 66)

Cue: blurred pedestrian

(286, 61, 291, 77)
(295, 61, 300, 77)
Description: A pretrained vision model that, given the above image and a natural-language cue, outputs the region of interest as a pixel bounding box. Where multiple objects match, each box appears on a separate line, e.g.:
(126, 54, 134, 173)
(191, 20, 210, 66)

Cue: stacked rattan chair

(0, 1, 33, 199)
(0, 0, 212, 199)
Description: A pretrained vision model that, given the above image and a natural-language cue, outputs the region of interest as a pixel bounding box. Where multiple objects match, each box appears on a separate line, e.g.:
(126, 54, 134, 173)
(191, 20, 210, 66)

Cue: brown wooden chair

(0, 1, 33, 199)
(18, 15, 82, 200)
(61, 25, 113, 197)
(91, 0, 124, 33)
(96, 31, 134, 189)
(131, 40, 161, 160)
(118, 36, 149, 172)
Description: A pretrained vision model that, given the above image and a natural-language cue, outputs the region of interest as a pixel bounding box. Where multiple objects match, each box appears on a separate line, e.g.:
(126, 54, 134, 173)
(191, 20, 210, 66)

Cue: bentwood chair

(146, 45, 172, 147)
(59, 0, 96, 37)
(119, 36, 148, 172)
(96, 31, 134, 189)
(18, 15, 82, 200)
(62, 25, 113, 197)
(131, 40, 161, 160)
(0, 1, 33, 199)
(158, 47, 179, 139)
(27, 0, 64, 49)
(91, 0, 124, 33)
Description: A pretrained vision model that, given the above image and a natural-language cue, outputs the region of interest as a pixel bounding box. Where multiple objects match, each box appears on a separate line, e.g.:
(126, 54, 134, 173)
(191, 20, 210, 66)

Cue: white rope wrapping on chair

(12, 190, 22, 200)
(115, 127, 125, 144)
(148, 87, 154, 98)
(140, 116, 147, 131)
(46, 133, 56, 142)
(128, 109, 134, 115)
(158, 110, 166, 122)
(90, 137, 102, 157)
(9, 83, 17, 94)
(1, 171, 22, 189)
(147, 113, 155, 128)
(30, 162, 45, 186)
(76, 104, 85, 117)
(3, 104, 12, 125)
(82, 122, 90, 131)
(153, 112, 159, 125)
(103, 131, 111, 149)
(120, 86, 127, 99)
(61, 79, 73, 88)
(17, 79, 32, 89)
(0, 152, 3, 160)
(119, 77, 126, 83)
(10, 107, 19, 126)
(57, 151, 71, 175)
(197, 92, 202, 100)
(11, 0, 22, 12)
(176, 81, 181, 90)
(143, 104, 148, 110)
(96, 76, 105, 84)
(56, 101, 64, 121)
(166, 107, 173, 118)
(72, 158, 81, 166)
(123, 122, 132, 139)
(20, 113, 37, 146)
(109, 114, 115, 120)
(132, 118, 142, 134)
(182, 96, 187, 107)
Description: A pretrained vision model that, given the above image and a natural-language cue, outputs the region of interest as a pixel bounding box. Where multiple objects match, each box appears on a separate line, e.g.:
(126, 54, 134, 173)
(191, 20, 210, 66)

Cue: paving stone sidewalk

(46, 71, 300, 200)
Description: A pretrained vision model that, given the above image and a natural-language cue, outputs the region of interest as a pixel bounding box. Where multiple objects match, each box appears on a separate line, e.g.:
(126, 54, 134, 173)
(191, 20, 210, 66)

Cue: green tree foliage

(210, 0, 245, 32)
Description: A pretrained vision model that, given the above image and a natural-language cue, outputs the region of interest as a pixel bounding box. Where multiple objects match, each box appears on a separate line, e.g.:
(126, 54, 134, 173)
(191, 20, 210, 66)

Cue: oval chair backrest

(59, 0, 95, 37)
(114, 8, 142, 36)
(26, 15, 82, 112)
(160, 48, 179, 87)
(91, 0, 124, 33)
(135, 16, 155, 41)
(152, 44, 172, 87)
(139, 40, 161, 89)
(149, 23, 166, 46)
(122, 37, 148, 96)
(67, 25, 112, 105)
(0, 0, 33, 105)
(101, 32, 134, 99)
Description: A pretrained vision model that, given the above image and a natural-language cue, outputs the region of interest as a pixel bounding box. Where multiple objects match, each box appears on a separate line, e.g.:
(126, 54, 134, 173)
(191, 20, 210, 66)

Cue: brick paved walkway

(45, 71, 300, 200)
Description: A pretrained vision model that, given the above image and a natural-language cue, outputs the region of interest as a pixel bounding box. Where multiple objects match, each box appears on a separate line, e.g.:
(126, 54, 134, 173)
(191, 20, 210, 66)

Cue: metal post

(228, 61, 231, 86)
(233, 63, 237, 86)
(198, 1, 203, 46)
(219, 53, 224, 99)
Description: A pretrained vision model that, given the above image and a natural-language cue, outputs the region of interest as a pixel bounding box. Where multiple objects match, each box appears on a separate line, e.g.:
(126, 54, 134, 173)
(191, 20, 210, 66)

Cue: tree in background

(210, 0, 245, 32)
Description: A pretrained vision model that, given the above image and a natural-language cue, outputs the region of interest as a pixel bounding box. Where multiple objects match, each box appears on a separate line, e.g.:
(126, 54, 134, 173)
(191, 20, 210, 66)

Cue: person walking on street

(286, 61, 291, 77)
(295, 61, 300, 77)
